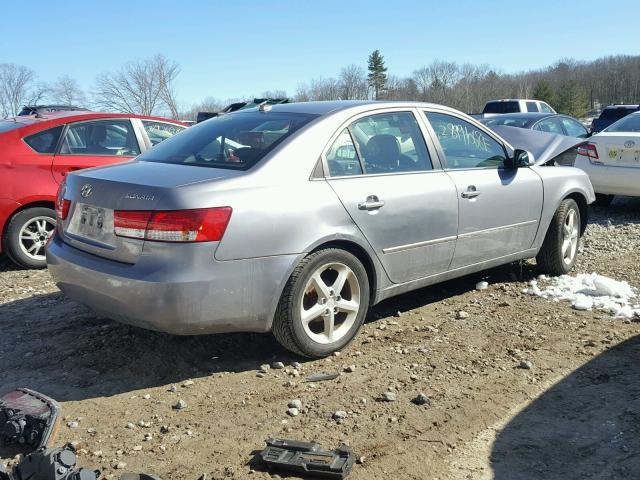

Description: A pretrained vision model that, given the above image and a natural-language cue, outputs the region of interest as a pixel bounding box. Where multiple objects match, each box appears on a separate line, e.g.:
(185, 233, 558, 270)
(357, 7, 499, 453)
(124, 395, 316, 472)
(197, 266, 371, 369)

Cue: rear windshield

(605, 113, 640, 133)
(480, 117, 529, 128)
(483, 101, 519, 114)
(599, 107, 638, 121)
(0, 121, 24, 133)
(138, 111, 318, 170)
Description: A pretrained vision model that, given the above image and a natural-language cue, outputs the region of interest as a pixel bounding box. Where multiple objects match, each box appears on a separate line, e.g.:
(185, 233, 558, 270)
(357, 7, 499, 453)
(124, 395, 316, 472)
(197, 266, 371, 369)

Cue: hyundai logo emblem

(624, 140, 635, 148)
(80, 184, 94, 198)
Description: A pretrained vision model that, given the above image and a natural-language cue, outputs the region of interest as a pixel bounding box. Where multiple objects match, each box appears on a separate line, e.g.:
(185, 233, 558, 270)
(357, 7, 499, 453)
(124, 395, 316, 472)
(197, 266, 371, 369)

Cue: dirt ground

(1, 198, 639, 480)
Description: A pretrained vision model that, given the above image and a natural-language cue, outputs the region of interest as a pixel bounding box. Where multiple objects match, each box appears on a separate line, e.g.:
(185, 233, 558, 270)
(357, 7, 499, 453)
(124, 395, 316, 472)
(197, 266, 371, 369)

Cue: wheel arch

(564, 191, 588, 235)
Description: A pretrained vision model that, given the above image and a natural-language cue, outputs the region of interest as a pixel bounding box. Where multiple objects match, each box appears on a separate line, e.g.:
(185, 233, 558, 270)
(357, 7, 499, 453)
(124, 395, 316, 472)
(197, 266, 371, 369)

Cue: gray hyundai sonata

(47, 101, 595, 357)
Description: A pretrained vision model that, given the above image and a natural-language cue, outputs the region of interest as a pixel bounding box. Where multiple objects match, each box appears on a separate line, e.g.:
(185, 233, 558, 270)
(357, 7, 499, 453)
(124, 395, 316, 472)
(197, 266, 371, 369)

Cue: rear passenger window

(60, 120, 140, 156)
(142, 121, 185, 146)
(540, 103, 554, 113)
(325, 129, 363, 176)
(24, 126, 63, 153)
(348, 112, 432, 174)
(533, 118, 564, 135)
(425, 112, 506, 169)
(526, 101, 539, 112)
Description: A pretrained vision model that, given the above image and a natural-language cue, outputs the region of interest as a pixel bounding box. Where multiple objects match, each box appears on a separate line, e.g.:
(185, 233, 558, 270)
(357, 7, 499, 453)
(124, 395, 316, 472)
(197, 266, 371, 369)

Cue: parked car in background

(17, 105, 90, 116)
(196, 98, 289, 123)
(1, 111, 186, 268)
(47, 101, 593, 358)
(591, 104, 640, 133)
(482, 99, 556, 115)
(576, 111, 640, 205)
(479, 113, 590, 138)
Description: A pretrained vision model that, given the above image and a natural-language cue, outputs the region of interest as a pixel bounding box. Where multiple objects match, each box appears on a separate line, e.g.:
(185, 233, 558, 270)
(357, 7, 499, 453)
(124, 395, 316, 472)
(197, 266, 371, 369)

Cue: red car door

(51, 118, 141, 184)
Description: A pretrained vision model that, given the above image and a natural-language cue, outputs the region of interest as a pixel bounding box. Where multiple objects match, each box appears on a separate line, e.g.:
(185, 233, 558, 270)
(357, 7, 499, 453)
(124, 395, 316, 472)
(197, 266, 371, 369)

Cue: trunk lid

(60, 161, 241, 263)
(592, 132, 640, 167)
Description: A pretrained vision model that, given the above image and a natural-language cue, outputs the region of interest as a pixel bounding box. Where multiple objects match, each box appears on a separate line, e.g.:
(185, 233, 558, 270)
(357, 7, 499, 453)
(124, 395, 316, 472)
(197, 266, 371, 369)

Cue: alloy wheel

(561, 209, 579, 265)
(300, 262, 361, 344)
(18, 216, 55, 261)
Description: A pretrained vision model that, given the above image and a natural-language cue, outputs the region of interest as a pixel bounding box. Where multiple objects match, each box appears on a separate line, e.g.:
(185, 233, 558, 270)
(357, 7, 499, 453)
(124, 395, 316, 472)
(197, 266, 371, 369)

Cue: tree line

(2, 52, 639, 120)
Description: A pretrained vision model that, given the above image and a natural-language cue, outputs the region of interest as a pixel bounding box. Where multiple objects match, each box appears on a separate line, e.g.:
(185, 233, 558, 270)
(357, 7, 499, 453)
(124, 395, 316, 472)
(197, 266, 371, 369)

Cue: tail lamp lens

(56, 182, 70, 220)
(114, 207, 232, 242)
(577, 143, 600, 163)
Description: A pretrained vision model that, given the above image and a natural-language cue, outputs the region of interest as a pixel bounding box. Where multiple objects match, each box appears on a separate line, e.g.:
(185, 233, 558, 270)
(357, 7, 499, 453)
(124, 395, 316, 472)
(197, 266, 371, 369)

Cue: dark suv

(591, 104, 640, 133)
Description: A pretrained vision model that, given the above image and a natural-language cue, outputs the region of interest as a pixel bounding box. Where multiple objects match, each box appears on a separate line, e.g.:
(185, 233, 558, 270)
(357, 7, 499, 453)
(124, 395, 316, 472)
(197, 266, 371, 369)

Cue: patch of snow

(523, 273, 640, 318)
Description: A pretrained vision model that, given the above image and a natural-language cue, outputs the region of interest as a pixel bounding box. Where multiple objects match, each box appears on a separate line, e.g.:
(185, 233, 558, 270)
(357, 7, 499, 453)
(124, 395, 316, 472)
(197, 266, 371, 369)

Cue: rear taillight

(114, 207, 232, 242)
(577, 143, 601, 164)
(56, 182, 70, 220)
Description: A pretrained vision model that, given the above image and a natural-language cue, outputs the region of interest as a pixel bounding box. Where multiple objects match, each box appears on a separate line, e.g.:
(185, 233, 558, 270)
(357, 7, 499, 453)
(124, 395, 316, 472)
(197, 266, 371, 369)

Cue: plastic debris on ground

(523, 273, 640, 318)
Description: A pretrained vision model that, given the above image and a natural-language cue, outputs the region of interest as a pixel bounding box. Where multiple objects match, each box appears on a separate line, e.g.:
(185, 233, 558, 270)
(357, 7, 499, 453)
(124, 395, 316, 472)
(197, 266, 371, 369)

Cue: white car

(482, 99, 556, 115)
(575, 111, 640, 205)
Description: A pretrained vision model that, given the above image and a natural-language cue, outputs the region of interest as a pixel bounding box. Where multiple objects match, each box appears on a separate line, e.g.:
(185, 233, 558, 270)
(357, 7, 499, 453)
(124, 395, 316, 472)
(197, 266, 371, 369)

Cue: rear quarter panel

(530, 166, 595, 250)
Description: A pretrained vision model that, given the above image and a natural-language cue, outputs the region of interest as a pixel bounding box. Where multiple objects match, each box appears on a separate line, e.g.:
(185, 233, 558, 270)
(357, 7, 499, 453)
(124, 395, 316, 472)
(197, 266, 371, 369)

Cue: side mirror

(513, 149, 535, 167)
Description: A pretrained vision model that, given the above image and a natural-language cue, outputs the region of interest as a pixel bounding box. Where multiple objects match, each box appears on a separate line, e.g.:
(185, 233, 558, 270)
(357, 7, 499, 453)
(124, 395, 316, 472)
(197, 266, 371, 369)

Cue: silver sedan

(46, 101, 595, 357)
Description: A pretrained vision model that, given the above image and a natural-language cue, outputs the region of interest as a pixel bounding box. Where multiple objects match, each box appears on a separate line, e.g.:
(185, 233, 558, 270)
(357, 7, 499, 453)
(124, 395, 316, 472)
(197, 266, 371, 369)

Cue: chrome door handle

(461, 187, 481, 199)
(358, 195, 385, 210)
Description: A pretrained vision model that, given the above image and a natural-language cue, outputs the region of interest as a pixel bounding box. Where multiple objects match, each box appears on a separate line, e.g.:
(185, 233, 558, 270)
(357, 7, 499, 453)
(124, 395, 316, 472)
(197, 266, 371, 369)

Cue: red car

(0, 111, 186, 268)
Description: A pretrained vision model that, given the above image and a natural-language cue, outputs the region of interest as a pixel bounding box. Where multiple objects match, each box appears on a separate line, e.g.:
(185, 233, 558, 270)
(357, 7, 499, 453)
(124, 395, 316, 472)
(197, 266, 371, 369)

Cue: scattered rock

(182, 380, 194, 387)
(173, 399, 187, 410)
(519, 360, 533, 370)
(67, 421, 79, 428)
(456, 310, 470, 320)
(344, 365, 356, 373)
(160, 425, 170, 434)
(333, 410, 347, 420)
(381, 392, 397, 402)
(287, 408, 299, 417)
(412, 393, 431, 406)
(288, 399, 303, 409)
(272, 361, 285, 369)
(114, 462, 127, 470)
(476, 281, 489, 290)
(126, 422, 135, 430)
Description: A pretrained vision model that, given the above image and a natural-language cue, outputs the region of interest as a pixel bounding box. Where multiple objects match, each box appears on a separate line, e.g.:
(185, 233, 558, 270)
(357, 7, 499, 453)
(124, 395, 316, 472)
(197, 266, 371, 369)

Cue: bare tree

(93, 54, 180, 117)
(261, 89, 288, 99)
(338, 65, 368, 100)
(0, 63, 38, 116)
(49, 75, 86, 106)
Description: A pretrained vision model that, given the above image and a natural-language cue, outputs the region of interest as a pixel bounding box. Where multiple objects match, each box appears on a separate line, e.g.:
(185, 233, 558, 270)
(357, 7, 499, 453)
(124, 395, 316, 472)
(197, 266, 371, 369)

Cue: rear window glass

(138, 111, 318, 170)
(481, 117, 529, 128)
(0, 121, 24, 133)
(605, 113, 640, 133)
(483, 101, 519, 114)
(526, 102, 538, 112)
(600, 107, 638, 120)
(24, 126, 64, 153)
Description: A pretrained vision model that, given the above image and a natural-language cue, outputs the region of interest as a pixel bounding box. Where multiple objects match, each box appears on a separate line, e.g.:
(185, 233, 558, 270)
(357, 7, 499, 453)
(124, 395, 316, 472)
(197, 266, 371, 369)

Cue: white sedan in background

(576, 111, 640, 205)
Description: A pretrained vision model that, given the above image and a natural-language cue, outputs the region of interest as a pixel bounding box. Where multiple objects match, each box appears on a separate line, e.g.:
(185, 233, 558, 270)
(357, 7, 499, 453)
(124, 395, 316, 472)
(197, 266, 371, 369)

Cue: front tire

(3, 207, 56, 269)
(536, 198, 581, 276)
(272, 248, 370, 358)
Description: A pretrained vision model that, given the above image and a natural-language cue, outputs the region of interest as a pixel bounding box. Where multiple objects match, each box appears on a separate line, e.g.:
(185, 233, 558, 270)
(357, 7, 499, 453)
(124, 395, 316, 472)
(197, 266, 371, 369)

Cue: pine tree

(367, 50, 387, 100)
(556, 80, 588, 118)
(532, 80, 555, 108)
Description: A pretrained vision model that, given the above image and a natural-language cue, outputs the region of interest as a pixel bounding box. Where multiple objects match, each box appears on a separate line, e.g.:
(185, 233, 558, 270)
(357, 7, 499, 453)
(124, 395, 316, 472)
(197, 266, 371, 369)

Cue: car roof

(231, 100, 462, 117)
(1, 111, 186, 129)
(480, 112, 560, 124)
(485, 99, 542, 103)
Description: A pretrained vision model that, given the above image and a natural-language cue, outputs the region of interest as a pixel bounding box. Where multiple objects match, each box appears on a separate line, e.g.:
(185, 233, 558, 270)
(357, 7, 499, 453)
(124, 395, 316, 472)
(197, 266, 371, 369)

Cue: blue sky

(1, 0, 638, 107)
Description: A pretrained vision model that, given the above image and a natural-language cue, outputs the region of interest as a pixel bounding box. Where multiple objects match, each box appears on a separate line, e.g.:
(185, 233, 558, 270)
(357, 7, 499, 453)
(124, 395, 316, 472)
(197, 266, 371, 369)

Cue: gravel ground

(1, 198, 639, 479)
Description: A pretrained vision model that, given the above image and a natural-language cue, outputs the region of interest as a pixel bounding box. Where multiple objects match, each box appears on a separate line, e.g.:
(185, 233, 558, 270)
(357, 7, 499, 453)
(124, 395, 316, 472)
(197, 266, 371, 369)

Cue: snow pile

(524, 273, 640, 318)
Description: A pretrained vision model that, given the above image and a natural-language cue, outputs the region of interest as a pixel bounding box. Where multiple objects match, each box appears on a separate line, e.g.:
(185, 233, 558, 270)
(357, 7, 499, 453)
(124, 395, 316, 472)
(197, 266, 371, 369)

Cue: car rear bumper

(46, 236, 300, 335)
(575, 157, 640, 197)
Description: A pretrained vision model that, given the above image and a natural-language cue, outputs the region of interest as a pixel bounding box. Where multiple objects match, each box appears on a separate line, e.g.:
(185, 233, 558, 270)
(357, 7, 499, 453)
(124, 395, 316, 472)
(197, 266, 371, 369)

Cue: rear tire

(3, 207, 56, 269)
(272, 248, 370, 358)
(593, 193, 614, 207)
(536, 199, 580, 276)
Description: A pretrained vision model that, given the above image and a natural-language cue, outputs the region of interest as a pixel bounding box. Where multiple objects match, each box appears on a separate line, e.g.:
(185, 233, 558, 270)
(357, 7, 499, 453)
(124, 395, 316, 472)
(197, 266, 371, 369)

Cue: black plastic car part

(0, 389, 61, 450)
(4, 444, 100, 480)
(256, 438, 355, 479)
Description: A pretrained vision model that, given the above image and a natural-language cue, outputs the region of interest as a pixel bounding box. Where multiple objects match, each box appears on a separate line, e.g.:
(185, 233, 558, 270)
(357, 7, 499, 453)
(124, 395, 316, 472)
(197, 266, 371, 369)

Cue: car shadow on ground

(0, 261, 531, 402)
(491, 334, 640, 480)
(589, 195, 640, 226)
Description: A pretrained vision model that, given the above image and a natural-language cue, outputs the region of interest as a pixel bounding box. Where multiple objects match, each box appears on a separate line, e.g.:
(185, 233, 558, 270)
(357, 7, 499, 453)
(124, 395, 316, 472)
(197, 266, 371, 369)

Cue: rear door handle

(358, 195, 385, 210)
(461, 186, 481, 199)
